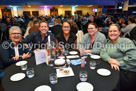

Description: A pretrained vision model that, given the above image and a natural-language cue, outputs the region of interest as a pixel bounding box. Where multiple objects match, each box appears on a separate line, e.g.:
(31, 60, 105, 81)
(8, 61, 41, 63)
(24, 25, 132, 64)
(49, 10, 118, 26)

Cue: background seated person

(0, 26, 31, 82)
(80, 23, 107, 55)
(50, 19, 62, 37)
(100, 24, 136, 91)
(56, 21, 77, 50)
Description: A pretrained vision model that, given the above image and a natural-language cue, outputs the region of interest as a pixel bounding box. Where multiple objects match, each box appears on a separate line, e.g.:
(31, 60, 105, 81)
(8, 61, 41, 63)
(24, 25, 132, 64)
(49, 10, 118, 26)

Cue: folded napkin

(70, 59, 81, 66)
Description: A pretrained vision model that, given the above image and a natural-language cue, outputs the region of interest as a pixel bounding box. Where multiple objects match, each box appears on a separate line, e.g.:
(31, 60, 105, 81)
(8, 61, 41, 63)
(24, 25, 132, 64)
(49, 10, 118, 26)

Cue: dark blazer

(0, 40, 29, 73)
(51, 25, 62, 37)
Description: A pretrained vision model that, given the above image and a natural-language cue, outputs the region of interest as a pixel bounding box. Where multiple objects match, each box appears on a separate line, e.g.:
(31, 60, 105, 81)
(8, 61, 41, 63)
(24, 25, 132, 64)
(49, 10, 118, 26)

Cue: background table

(2, 53, 119, 91)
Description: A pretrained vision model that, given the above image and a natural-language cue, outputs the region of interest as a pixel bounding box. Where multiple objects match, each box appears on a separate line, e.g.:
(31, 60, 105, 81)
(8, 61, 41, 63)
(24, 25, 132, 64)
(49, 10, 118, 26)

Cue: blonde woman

(24, 21, 33, 38)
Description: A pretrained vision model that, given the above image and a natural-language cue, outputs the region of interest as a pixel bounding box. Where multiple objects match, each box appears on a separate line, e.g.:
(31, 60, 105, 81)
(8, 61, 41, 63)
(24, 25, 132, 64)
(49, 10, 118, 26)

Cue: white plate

(16, 61, 27, 66)
(66, 55, 79, 59)
(76, 82, 93, 91)
(91, 55, 100, 59)
(58, 56, 65, 59)
(54, 59, 65, 65)
(69, 51, 78, 55)
(10, 73, 25, 81)
(97, 68, 111, 76)
(87, 53, 93, 56)
(56, 67, 75, 78)
(34, 85, 51, 91)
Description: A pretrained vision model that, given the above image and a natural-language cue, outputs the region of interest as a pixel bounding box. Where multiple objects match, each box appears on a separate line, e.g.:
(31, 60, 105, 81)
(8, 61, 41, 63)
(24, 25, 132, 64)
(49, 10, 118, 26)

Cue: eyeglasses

(88, 28, 95, 30)
(63, 26, 70, 29)
(11, 33, 21, 35)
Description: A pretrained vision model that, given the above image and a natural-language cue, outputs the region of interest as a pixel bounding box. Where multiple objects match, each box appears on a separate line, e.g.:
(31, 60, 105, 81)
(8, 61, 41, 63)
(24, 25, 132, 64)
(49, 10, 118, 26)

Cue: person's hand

(24, 44, 29, 48)
(109, 58, 120, 66)
(98, 27, 102, 31)
(110, 63, 120, 71)
(12, 56, 20, 61)
(33, 49, 40, 53)
(22, 52, 31, 59)
(84, 50, 91, 53)
(122, 23, 126, 27)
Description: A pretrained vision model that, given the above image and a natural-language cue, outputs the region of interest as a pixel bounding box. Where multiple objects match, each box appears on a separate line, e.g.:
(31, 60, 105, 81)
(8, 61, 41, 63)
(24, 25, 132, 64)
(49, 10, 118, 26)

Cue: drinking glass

(20, 63, 27, 71)
(80, 48, 84, 56)
(64, 50, 68, 56)
(49, 73, 58, 84)
(89, 61, 96, 70)
(56, 47, 61, 57)
(26, 68, 34, 78)
(59, 46, 64, 56)
(66, 59, 70, 67)
(48, 56, 54, 66)
(79, 71, 87, 81)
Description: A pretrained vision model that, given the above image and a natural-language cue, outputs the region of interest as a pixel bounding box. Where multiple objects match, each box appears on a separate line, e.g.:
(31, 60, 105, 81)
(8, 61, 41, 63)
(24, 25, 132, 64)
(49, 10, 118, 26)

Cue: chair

(124, 26, 136, 45)
(76, 30, 84, 44)
(123, 26, 136, 38)
(76, 30, 84, 49)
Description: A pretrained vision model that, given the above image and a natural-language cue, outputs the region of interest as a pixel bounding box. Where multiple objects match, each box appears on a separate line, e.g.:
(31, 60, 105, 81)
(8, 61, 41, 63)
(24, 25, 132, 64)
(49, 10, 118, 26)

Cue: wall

(0, 6, 102, 18)
(0, 8, 2, 18)
(58, 7, 102, 16)
(17, 6, 50, 16)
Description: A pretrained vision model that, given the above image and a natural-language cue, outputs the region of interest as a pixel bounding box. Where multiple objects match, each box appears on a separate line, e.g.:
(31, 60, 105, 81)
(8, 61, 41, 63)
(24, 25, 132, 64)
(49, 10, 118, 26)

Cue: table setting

(2, 49, 119, 91)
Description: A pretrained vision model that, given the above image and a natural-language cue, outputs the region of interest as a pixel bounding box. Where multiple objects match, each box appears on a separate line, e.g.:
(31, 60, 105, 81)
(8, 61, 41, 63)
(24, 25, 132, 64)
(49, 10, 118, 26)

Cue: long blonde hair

(27, 21, 33, 27)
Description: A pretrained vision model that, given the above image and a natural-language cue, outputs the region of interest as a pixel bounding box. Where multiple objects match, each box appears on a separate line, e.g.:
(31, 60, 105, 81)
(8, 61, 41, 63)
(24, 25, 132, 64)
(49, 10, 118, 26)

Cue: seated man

(23, 21, 56, 51)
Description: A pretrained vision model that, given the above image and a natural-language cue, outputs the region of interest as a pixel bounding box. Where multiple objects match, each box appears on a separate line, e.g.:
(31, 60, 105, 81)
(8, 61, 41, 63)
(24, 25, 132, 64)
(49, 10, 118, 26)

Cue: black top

(22, 31, 56, 50)
(56, 32, 77, 49)
(50, 25, 62, 37)
(0, 40, 29, 73)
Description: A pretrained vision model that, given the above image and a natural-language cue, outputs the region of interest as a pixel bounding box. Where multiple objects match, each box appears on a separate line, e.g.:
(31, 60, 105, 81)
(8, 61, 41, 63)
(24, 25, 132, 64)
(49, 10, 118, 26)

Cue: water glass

(79, 71, 87, 81)
(66, 59, 70, 67)
(56, 47, 61, 57)
(64, 50, 68, 56)
(89, 61, 96, 70)
(60, 46, 64, 56)
(26, 68, 34, 78)
(80, 48, 84, 56)
(21, 63, 27, 71)
(49, 73, 58, 84)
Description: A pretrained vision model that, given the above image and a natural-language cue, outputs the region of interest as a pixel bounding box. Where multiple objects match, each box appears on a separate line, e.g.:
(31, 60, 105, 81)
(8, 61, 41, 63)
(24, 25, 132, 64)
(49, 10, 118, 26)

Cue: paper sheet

(34, 50, 48, 65)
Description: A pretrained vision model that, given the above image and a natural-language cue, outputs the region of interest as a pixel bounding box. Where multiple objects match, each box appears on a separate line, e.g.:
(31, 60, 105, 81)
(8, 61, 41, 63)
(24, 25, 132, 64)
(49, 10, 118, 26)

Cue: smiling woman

(100, 24, 136, 91)
(56, 21, 77, 49)
(9, 26, 22, 44)
(0, 26, 32, 82)
(80, 23, 107, 55)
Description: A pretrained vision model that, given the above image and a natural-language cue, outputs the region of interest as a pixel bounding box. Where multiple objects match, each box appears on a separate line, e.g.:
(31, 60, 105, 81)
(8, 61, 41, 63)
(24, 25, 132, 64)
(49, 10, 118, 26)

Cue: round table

(2, 54, 119, 91)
